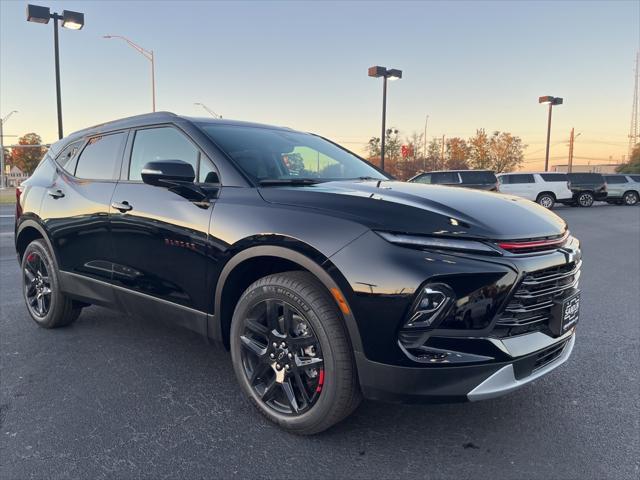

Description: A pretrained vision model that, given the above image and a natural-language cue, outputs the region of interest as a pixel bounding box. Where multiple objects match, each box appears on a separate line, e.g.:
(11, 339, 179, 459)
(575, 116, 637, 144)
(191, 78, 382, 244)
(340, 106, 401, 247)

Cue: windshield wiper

(258, 178, 321, 186)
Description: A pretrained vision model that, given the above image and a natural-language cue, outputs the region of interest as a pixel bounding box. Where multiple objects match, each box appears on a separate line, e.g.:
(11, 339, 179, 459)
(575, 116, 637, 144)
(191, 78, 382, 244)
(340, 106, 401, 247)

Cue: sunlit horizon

(2, 0, 638, 172)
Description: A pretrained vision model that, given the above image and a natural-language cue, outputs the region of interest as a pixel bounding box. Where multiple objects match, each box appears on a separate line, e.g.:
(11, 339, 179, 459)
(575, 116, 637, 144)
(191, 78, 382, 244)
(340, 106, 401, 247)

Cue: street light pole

(103, 35, 156, 112)
(539, 95, 563, 172)
(368, 66, 402, 172)
(26, 5, 85, 140)
(52, 13, 63, 139)
(380, 76, 387, 171)
(0, 111, 18, 189)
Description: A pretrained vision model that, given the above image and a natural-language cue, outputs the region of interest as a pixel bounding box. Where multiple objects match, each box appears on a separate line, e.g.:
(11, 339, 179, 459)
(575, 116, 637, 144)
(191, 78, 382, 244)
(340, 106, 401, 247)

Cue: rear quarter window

(540, 173, 568, 182)
(459, 171, 497, 183)
(604, 176, 628, 184)
(431, 172, 460, 184)
(507, 174, 535, 184)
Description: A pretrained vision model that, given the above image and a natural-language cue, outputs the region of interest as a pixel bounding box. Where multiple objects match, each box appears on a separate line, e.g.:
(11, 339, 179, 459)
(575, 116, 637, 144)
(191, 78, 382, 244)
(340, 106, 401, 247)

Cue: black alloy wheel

(577, 192, 594, 207)
(21, 239, 81, 328)
(239, 298, 324, 415)
(230, 271, 361, 434)
(23, 251, 52, 318)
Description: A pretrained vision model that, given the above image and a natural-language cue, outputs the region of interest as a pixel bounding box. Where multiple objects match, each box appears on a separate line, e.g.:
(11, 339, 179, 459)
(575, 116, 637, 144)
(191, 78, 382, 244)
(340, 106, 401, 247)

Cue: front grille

(494, 260, 581, 337)
(534, 338, 569, 371)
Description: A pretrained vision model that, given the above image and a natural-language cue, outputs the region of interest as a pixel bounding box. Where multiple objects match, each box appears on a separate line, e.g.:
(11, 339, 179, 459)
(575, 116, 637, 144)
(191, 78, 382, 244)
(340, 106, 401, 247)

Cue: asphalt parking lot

(1, 202, 639, 479)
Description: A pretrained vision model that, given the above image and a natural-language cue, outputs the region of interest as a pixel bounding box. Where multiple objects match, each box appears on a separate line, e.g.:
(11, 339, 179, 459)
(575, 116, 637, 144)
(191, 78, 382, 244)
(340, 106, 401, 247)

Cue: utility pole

(568, 128, 575, 173)
(440, 134, 445, 169)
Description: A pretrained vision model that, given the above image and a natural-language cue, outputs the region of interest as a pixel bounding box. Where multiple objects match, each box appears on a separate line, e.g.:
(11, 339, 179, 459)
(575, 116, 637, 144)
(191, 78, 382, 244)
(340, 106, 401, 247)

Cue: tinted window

(630, 175, 640, 182)
(412, 174, 431, 184)
(55, 140, 84, 173)
(459, 171, 496, 184)
(508, 174, 535, 184)
(431, 172, 460, 184)
(605, 175, 628, 184)
(75, 133, 126, 180)
(568, 173, 604, 183)
(130, 127, 199, 181)
(540, 173, 568, 182)
(199, 124, 387, 182)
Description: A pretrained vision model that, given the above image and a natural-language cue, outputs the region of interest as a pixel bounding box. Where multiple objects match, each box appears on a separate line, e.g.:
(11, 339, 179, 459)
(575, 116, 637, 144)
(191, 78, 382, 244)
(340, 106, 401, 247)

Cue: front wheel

(230, 271, 361, 435)
(536, 193, 555, 209)
(577, 192, 594, 207)
(623, 191, 639, 206)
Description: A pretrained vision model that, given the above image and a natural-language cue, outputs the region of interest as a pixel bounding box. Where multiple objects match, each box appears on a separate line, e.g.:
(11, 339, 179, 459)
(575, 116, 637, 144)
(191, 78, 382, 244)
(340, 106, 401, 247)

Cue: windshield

(199, 124, 388, 183)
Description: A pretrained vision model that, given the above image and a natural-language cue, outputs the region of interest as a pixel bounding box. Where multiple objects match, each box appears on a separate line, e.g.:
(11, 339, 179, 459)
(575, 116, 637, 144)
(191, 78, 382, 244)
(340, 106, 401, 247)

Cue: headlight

(375, 231, 500, 255)
(405, 283, 455, 328)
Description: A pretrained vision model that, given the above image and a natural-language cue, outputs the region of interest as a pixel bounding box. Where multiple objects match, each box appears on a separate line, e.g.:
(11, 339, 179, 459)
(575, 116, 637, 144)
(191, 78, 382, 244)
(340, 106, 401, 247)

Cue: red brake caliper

(316, 369, 325, 393)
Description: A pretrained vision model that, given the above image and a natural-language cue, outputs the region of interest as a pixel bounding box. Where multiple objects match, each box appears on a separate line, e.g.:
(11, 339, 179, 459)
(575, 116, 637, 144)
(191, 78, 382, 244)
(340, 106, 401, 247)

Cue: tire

(623, 191, 639, 206)
(577, 192, 594, 207)
(536, 193, 555, 209)
(21, 239, 81, 328)
(230, 271, 361, 435)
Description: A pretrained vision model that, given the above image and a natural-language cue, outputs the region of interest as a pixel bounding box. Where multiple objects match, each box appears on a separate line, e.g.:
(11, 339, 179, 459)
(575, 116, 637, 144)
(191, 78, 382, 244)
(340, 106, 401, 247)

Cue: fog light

(405, 283, 454, 328)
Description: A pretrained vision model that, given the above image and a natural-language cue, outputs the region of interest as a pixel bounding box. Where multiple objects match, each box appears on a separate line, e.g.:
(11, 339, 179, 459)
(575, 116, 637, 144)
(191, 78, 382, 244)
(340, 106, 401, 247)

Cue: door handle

(111, 201, 133, 213)
(47, 188, 65, 199)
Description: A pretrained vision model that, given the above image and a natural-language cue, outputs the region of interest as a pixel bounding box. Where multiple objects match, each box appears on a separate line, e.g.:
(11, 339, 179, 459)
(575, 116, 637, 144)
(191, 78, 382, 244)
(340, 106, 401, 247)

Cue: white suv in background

(497, 172, 573, 209)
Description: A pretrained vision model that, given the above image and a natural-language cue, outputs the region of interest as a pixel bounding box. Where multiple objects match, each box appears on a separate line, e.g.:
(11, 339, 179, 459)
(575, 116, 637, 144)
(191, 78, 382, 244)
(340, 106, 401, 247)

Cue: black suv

(563, 172, 608, 207)
(15, 113, 581, 434)
(408, 170, 498, 191)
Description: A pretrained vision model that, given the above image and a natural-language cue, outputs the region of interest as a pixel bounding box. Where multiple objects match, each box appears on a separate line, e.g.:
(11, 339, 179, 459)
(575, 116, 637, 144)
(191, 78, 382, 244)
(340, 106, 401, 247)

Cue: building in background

(5, 165, 28, 187)
(551, 164, 619, 174)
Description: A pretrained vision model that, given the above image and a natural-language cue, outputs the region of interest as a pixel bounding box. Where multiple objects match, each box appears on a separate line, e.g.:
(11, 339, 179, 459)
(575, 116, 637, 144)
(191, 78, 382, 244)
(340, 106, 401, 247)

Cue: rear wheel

(536, 193, 555, 209)
(577, 192, 594, 207)
(230, 271, 361, 434)
(21, 239, 81, 328)
(623, 191, 639, 206)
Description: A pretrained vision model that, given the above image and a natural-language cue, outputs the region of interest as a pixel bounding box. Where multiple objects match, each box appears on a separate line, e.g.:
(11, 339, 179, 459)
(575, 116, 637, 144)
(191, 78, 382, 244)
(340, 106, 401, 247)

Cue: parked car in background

(603, 175, 640, 206)
(408, 170, 498, 191)
(565, 172, 608, 207)
(496, 172, 572, 209)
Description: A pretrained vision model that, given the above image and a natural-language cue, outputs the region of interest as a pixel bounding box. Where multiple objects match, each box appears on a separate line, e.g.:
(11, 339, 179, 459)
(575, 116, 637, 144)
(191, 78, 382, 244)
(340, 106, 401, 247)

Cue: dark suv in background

(15, 112, 580, 434)
(409, 170, 498, 191)
(563, 172, 608, 207)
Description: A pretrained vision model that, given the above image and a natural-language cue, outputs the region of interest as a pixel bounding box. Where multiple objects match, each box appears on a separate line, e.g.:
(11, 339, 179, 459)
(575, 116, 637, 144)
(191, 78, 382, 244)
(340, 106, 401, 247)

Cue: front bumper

(356, 331, 575, 403)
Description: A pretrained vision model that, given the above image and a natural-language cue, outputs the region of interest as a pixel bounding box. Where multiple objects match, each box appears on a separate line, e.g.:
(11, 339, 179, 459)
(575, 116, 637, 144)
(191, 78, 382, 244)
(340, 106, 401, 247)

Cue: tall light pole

(368, 66, 402, 171)
(539, 95, 563, 172)
(194, 102, 222, 119)
(104, 35, 156, 112)
(0, 111, 18, 189)
(26, 4, 85, 139)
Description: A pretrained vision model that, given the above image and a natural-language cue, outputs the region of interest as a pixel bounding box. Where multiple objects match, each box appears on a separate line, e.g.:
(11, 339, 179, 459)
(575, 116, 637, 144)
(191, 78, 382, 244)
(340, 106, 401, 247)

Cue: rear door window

(507, 174, 535, 184)
(431, 172, 460, 184)
(75, 132, 127, 180)
(540, 173, 568, 182)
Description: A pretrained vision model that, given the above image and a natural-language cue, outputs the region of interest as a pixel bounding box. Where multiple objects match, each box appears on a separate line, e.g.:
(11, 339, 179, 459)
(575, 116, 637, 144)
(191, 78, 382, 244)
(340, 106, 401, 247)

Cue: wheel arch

(15, 219, 55, 263)
(536, 191, 556, 200)
(212, 244, 363, 355)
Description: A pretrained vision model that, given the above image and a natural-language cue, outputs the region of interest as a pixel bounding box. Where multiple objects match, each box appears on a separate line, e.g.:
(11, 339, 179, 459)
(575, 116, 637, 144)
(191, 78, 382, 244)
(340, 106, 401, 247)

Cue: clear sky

(1, 0, 638, 171)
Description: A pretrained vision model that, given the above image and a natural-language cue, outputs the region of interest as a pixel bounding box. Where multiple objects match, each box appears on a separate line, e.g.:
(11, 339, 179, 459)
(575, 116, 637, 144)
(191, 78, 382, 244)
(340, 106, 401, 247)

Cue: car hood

(258, 180, 567, 240)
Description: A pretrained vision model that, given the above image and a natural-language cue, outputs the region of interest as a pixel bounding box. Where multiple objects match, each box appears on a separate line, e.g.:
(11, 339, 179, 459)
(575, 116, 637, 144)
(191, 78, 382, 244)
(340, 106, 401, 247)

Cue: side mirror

(141, 160, 195, 187)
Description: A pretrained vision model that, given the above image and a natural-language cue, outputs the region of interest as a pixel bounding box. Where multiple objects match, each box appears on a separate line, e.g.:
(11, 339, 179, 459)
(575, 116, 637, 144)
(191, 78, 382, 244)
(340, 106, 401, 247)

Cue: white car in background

(497, 172, 573, 209)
